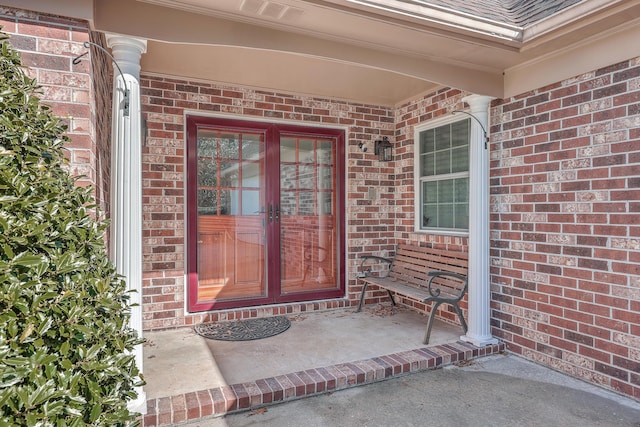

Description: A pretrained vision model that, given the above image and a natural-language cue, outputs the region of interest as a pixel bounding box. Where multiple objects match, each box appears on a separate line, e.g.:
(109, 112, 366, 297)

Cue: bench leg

(387, 290, 396, 306)
(357, 282, 368, 312)
(423, 301, 443, 345)
(453, 303, 468, 334)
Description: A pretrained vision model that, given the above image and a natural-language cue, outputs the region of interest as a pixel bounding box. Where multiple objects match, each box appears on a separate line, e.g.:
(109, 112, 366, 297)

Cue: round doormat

(194, 316, 291, 341)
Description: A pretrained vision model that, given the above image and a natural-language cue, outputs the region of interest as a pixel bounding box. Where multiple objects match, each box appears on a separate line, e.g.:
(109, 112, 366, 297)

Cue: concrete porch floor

(141, 305, 505, 426)
(143, 305, 464, 400)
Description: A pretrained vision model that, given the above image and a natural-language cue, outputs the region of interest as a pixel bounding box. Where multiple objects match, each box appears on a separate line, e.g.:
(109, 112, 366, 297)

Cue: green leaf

(19, 323, 34, 343)
(12, 251, 46, 267)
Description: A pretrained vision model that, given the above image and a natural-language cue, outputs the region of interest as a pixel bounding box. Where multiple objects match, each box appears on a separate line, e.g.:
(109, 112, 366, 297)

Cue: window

(415, 117, 470, 232)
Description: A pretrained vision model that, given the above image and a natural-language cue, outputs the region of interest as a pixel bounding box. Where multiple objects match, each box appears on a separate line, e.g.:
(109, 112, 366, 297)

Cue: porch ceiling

(17, 0, 640, 105)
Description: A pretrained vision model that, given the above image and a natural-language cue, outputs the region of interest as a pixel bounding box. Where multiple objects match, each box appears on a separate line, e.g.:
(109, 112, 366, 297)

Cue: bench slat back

(388, 244, 468, 293)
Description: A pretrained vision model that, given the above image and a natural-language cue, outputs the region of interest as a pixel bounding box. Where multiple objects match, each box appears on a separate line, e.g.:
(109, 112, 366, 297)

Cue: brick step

(143, 341, 505, 426)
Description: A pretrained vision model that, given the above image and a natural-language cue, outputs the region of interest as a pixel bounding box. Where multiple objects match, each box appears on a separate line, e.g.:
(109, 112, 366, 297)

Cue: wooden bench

(356, 244, 469, 344)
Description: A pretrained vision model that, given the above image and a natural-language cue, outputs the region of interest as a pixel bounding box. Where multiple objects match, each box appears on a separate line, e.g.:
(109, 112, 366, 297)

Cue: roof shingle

(415, 0, 583, 27)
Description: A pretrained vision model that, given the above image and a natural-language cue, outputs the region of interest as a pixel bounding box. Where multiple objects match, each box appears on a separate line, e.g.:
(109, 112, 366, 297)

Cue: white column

(460, 94, 498, 347)
(106, 34, 148, 414)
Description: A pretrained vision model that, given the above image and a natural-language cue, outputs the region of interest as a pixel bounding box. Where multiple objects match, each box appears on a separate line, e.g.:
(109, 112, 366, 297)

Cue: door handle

(275, 205, 280, 222)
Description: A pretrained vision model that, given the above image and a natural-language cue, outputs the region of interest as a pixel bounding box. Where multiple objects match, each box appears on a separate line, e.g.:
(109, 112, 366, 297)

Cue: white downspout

(106, 34, 148, 414)
(460, 94, 498, 347)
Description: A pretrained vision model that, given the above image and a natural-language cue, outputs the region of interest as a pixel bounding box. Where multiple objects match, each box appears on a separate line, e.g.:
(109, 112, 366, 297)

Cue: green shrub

(0, 30, 143, 425)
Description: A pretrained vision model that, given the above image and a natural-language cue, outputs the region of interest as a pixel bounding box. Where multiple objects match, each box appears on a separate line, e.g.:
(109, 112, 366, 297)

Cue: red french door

(186, 117, 345, 311)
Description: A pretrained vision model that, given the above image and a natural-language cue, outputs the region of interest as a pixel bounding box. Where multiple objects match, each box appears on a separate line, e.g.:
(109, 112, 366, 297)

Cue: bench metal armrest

(358, 255, 392, 278)
(426, 271, 468, 300)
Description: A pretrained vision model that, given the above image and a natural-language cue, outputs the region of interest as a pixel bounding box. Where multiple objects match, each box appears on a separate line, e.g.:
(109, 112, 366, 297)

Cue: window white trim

(413, 113, 471, 236)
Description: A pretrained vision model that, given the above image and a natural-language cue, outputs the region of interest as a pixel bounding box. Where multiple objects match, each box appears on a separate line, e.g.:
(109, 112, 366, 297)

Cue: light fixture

(452, 110, 489, 149)
(73, 41, 130, 116)
(374, 136, 392, 162)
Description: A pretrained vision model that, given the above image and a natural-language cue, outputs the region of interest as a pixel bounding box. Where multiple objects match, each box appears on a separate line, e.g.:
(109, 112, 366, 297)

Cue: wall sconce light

(374, 136, 392, 162)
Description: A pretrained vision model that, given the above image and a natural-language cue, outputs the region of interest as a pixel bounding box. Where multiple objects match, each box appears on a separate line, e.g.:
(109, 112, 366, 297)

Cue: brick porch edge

(142, 341, 505, 426)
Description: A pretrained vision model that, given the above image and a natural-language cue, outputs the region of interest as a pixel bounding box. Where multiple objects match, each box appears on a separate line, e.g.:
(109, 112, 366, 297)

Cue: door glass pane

(242, 190, 260, 216)
(281, 165, 297, 190)
(197, 189, 216, 216)
(281, 191, 296, 215)
(281, 137, 297, 162)
(195, 128, 266, 305)
(220, 162, 238, 187)
(220, 133, 239, 159)
(299, 165, 314, 189)
(317, 140, 332, 164)
(318, 193, 332, 215)
(242, 134, 262, 160)
(299, 139, 314, 163)
(280, 135, 338, 294)
(318, 166, 333, 190)
(198, 159, 217, 187)
(242, 163, 260, 187)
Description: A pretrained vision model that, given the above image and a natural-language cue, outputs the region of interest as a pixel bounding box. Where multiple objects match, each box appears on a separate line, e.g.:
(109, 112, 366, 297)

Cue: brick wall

(490, 57, 640, 399)
(0, 7, 109, 216)
(140, 74, 395, 329)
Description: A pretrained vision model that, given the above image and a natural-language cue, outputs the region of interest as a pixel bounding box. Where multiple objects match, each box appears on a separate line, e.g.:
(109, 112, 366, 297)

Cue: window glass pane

(299, 192, 314, 215)
(422, 203, 437, 228)
(220, 133, 239, 159)
(299, 139, 314, 163)
(423, 181, 438, 203)
(454, 203, 468, 229)
(435, 150, 451, 175)
(420, 130, 434, 154)
(451, 147, 468, 173)
(438, 179, 454, 203)
(451, 119, 469, 147)
(421, 153, 434, 177)
(281, 137, 297, 162)
(438, 204, 454, 228)
(435, 125, 450, 151)
(455, 178, 468, 203)
(242, 134, 262, 160)
(242, 190, 260, 215)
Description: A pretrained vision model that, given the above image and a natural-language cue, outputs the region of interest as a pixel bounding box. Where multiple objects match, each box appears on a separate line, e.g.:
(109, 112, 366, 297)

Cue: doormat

(194, 316, 291, 341)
